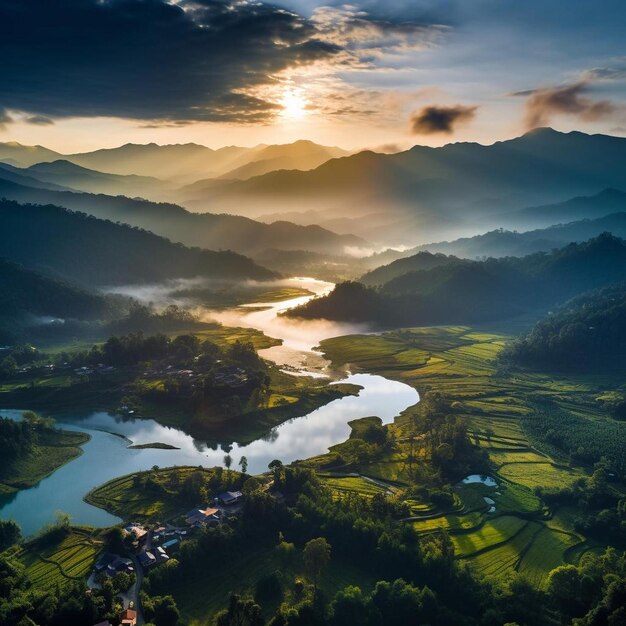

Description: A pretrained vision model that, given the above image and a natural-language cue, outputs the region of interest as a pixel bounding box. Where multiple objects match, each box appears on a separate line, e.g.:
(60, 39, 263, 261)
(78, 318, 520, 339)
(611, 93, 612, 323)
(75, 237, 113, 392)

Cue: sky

(1, 0, 625, 152)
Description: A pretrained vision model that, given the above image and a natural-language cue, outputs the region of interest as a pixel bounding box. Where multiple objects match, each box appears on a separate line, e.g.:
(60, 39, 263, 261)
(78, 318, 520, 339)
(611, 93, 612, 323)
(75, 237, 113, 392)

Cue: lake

(0, 278, 419, 535)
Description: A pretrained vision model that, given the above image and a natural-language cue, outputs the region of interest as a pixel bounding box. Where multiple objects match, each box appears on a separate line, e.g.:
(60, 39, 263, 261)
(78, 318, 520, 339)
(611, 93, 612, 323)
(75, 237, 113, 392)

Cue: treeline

(0, 411, 55, 472)
(287, 234, 626, 327)
(502, 282, 626, 371)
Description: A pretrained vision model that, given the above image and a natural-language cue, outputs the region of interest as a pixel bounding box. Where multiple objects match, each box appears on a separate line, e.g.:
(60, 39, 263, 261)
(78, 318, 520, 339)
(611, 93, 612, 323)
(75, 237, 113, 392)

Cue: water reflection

(0, 373, 417, 535)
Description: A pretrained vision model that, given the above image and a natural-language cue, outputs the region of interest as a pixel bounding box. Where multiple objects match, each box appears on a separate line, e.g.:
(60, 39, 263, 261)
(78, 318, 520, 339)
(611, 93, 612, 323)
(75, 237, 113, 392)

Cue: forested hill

(502, 283, 626, 371)
(0, 257, 114, 333)
(0, 200, 275, 286)
(287, 234, 626, 326)
(360, 251, 460, 286)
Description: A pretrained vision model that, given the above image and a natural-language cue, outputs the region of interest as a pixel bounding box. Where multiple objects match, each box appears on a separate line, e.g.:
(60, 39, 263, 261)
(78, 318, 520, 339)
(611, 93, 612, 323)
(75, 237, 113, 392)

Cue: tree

(224, 454, 233, 472)
(268, 459, 283, 481)
(216, 594, 264, 626)
(303, 537, 331, 590)
(239, 456, 248, 474)
(153, 595, 180, 626)
(0, 520, 21, 552)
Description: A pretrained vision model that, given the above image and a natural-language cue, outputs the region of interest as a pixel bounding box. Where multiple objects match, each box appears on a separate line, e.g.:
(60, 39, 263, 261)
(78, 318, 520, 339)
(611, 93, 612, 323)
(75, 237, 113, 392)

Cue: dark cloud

(582, 67, 626, 82)
(409, 104, 477, 134)
(25, 115, 54, 126)
(0, 108, 13, 130)
(520, 82, 615, 128)
(0, 0, 342, 124)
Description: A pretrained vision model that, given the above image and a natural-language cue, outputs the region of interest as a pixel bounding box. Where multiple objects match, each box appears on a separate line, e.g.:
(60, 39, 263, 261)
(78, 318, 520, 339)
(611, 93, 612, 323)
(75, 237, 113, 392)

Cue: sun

(279, 89, 308, 120)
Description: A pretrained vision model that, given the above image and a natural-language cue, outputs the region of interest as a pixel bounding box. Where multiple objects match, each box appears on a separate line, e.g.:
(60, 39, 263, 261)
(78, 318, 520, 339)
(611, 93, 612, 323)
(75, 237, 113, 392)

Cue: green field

(16, 528, 102, 589)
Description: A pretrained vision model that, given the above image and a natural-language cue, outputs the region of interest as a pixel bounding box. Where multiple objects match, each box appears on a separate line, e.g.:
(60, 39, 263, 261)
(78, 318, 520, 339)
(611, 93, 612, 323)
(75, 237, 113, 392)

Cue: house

(218, 491, 243, 506)
(185, 507, 220, 527)
(95, 553, 133, 577)
(120, 608, 137, 626)
(138, 551, 156, 568)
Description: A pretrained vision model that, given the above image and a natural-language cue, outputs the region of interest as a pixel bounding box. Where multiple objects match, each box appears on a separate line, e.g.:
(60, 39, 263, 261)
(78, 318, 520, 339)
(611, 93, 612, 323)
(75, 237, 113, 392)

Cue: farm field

(16, 528, 102, 590)
(318, 326, 621, 584)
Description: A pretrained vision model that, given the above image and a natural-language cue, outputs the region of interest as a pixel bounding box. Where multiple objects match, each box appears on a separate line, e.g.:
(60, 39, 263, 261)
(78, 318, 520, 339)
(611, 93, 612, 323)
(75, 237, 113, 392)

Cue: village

(89, 489, 245, 626)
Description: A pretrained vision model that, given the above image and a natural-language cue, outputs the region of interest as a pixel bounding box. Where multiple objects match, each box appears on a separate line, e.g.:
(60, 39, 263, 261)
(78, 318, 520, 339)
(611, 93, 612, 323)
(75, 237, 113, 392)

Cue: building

(218, 491, 243, 506)
(185, 507, 220, 527)
(120, 608, 137, 626)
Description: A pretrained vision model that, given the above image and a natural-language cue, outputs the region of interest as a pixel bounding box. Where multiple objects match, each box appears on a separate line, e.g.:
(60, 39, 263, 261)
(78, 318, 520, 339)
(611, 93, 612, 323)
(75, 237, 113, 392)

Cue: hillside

(379, 205, 626, 264)
(360, 251, 460, 286)
(0, 258, 117, 343)
(287, 234, 626, 326)
(0, 199, 275, 286)
(0, 175, 364, 256)
(25, 160, 170, 198)
(503, 283, 626, 372)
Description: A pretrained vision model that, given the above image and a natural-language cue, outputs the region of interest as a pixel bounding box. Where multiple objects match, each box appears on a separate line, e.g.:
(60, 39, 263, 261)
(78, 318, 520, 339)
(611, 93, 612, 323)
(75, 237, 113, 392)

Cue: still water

(0, 279, 419, 535)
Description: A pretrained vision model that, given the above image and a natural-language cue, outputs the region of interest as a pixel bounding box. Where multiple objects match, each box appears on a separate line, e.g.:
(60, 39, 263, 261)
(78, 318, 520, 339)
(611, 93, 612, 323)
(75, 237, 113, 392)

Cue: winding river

(0, 278, 419, 536)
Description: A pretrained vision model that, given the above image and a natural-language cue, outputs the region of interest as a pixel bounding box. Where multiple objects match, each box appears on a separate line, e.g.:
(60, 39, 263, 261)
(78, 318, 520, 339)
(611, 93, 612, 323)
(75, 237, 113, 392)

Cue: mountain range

(180, 128, 626, 246)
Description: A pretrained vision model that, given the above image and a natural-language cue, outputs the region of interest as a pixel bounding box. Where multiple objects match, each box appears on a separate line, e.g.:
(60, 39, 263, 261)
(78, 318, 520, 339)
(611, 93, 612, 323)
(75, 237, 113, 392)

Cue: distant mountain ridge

(0, 139, 350, 184)
(0, 175, 365, 256)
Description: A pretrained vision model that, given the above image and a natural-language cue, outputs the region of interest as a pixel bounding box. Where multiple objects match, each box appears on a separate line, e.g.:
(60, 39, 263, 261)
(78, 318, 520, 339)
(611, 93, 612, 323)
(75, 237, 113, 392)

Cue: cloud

(519, 82, 615, 128)
(581, 67, 626, 82)
(0, 0, 341, 125)
(409, 104, 477, 134)
(25, 115, 54, 126)
(0, 108, 13, 130)
(311, 6, 446, 61)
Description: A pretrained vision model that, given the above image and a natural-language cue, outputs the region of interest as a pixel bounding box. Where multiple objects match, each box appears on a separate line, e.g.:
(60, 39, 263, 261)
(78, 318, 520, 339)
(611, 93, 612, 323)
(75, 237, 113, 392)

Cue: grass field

(16, 528, 102, 589)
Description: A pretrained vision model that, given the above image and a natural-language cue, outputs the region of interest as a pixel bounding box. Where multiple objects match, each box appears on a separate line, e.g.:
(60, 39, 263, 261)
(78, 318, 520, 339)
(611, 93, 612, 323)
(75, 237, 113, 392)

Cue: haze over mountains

(181, 128, 626, 246)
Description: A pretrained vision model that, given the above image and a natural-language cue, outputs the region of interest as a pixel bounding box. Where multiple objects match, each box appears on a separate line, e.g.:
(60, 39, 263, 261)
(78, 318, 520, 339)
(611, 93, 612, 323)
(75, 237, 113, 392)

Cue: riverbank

(0, 423, 90, 495)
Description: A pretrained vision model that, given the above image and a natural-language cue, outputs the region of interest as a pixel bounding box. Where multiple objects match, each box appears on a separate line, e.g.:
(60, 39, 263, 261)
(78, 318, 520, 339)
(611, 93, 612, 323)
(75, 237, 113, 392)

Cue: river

(0, 278, 418, 535)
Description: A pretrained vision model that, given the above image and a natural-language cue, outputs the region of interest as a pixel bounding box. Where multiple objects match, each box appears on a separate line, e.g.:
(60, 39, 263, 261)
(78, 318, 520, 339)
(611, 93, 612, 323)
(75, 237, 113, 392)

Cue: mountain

(0, 162, 72, 192)
(0, 141, 63, 167)
(0, 199, 275, 286)
(394, 206, 626, 261)
(182, 129, 626, 243)
(504, 188, 626, 229)
(1, 139, 350, 186)
(193, 140, 349, 182)
(65, 142, 239, 182)
(287, 234, 626, 327)
(25, 160, 170, 198)
(0, 175, 365, 256)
